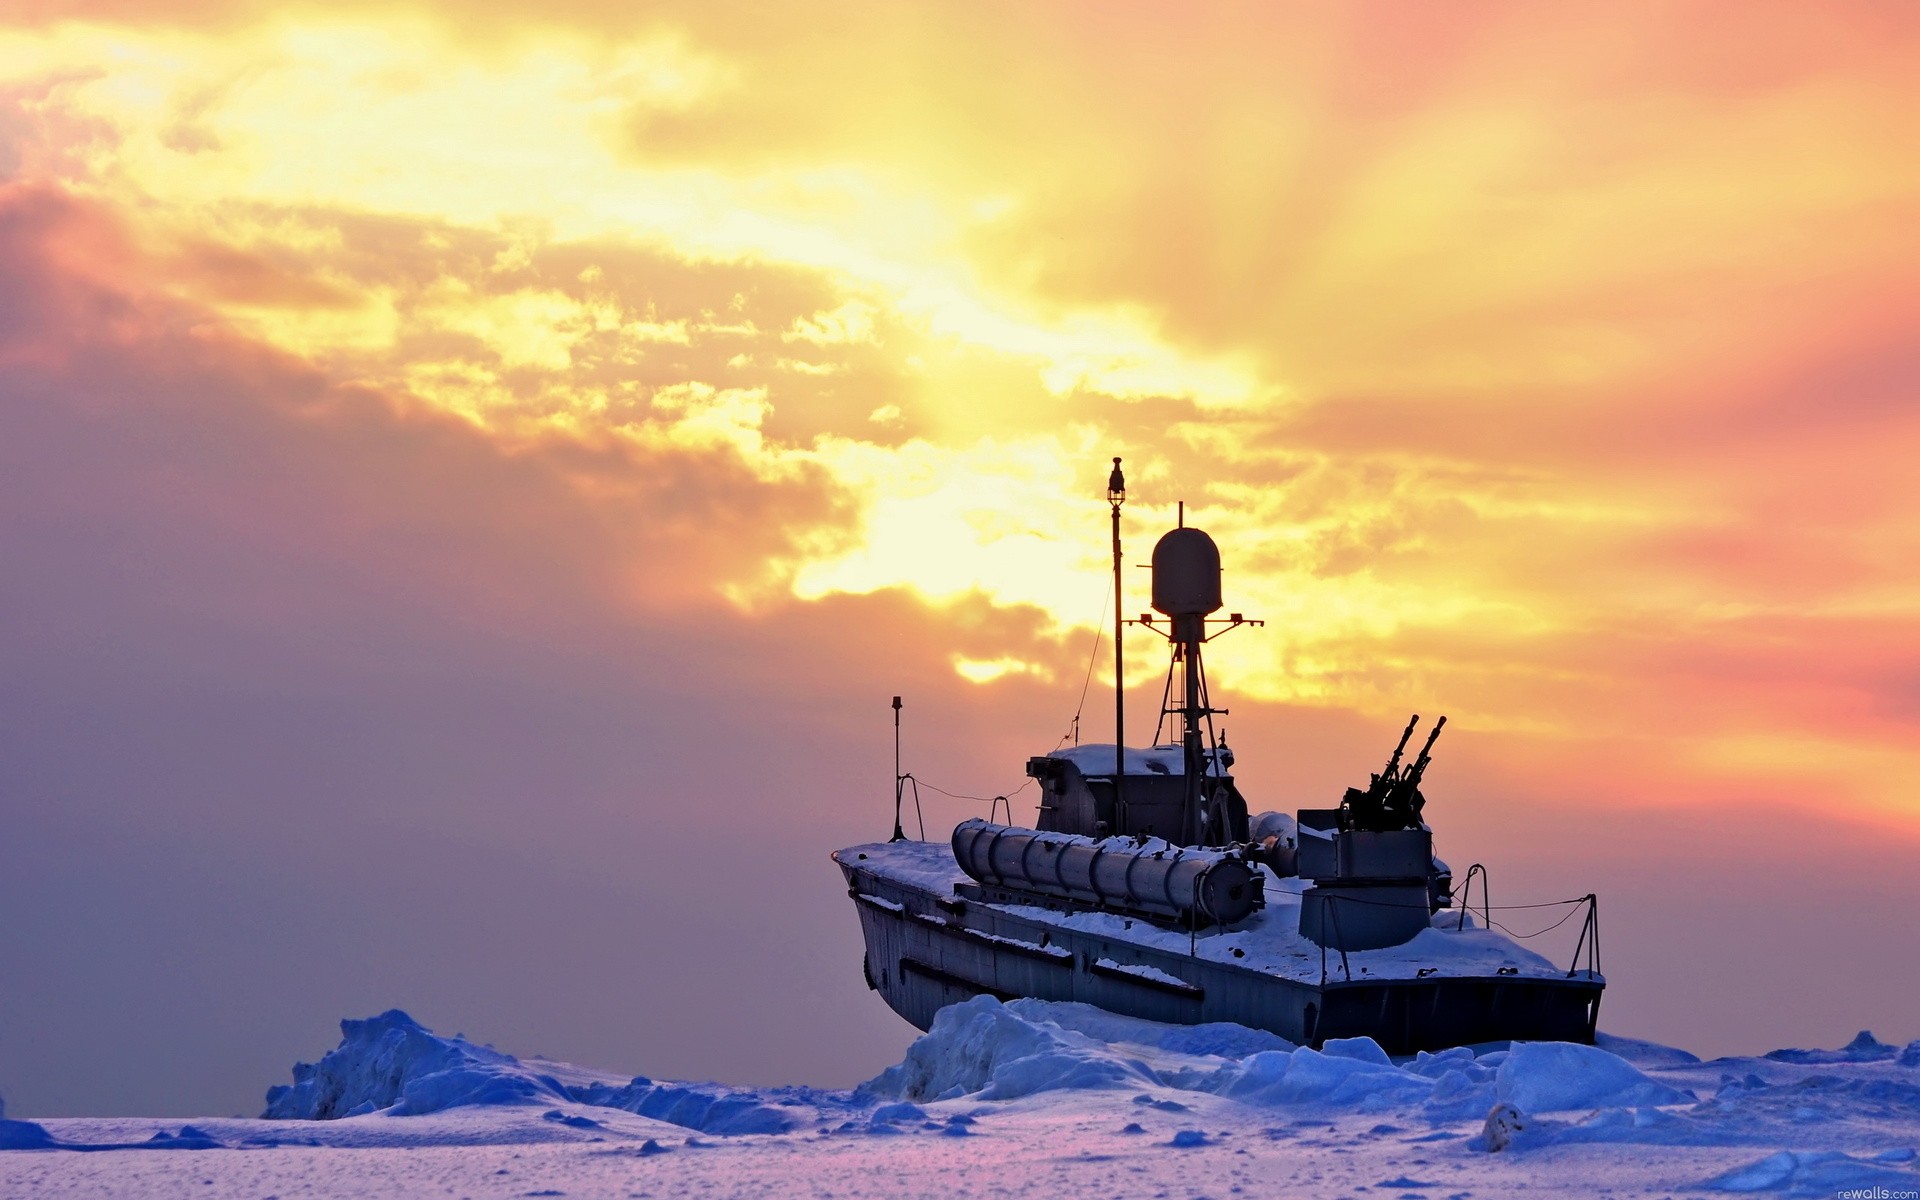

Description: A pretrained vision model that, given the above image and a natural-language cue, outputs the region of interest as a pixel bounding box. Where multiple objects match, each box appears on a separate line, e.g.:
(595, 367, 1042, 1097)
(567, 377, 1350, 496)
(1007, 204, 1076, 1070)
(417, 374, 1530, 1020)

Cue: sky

(1, 1, 1917, 1117)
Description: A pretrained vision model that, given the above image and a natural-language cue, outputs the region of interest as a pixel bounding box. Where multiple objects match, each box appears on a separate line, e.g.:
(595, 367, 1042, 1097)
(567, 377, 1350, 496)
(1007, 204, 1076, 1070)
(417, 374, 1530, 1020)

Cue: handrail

(1566, 893, 1601, 978)
(1317, 895, 1354, 984)
(891, 774, 926, 841)
(1456, 863, 1490, 931)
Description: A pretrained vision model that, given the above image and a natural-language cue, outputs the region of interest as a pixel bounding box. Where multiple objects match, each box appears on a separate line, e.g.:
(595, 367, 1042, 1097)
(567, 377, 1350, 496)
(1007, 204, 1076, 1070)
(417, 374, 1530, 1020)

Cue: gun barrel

(1406, 714, 1447, 783)
(1383, 714, 1419, 778)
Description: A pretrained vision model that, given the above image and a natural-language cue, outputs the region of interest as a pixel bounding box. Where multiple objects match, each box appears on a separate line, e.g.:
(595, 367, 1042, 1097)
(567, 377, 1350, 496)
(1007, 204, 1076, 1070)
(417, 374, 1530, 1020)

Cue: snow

(1047, 742, 1229, 777)
(1322, 1036, 1394, 1066)
(863, 997, 1145, 1102)
(1594, 1029, 1705, 1068)
(259, 1009, 841, 1136)
(263, 1010, 555, 1119)
(836, 839, 969, 895)
(1091, 957, 1192, 989)
(0, 1118, 54, 1152)
(973, 930, 1073, 960)
(1249, 809, 1297, 845)
(5, 1008, 1920, 1198)
(1703, 1148, 1920, 1194)
(1494, 1041, 1688, 1112)
(1764, 1029, 1903, 1065)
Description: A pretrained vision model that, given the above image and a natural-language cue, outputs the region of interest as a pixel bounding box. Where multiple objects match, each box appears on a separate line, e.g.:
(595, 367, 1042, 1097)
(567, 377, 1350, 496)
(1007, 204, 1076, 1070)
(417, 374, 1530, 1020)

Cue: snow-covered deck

(840, 838, 1580, 986)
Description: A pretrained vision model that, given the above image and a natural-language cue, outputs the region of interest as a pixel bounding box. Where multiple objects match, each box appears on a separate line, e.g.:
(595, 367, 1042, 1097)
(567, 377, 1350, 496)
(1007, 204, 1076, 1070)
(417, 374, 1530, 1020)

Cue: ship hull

(837, 853, 1602, 1053)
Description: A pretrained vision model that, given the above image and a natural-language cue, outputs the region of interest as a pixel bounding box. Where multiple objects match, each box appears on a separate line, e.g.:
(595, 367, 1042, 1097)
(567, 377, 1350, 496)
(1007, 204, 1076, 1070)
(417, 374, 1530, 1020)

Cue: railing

(892, 772, 1021, 840)
(1566, 893, 1601, 980)
(1309, 869, 1602, 986)
(1456, 863, 1490, 932)
(1319, 899, 1355, 983)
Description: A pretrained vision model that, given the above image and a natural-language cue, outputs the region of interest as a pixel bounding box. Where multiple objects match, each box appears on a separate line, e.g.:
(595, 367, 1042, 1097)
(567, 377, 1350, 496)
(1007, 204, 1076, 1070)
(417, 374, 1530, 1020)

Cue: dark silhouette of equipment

(1340, 714, 1446, 833)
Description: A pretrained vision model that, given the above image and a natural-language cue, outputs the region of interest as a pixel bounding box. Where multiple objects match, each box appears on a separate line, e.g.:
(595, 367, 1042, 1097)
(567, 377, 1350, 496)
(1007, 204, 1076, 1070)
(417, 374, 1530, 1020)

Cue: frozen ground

(4, 1004, 1919, 1199)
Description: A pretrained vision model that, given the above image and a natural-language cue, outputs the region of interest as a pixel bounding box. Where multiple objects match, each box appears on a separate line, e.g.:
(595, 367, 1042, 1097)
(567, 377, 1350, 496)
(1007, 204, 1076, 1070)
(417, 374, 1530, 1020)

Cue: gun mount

(1339, 714, 1446, 833)
(1291, 714, 1453, 951)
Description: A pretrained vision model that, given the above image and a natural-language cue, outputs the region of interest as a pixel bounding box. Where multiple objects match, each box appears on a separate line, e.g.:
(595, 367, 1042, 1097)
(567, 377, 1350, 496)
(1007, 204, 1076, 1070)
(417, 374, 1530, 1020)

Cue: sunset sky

(3, 1, 1917, 1116)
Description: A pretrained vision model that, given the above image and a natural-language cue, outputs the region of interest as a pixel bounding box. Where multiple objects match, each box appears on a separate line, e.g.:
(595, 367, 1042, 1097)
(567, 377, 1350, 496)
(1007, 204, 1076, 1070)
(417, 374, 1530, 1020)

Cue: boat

(831, 459, 1604, 1053)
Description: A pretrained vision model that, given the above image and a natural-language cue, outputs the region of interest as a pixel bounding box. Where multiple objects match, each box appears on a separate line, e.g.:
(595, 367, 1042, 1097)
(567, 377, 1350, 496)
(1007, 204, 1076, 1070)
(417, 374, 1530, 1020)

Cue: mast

(1171, 503, 1207, 844)
(1146, 506, 1261, 845)
(889, 695, 905, 842)
(1107, 456, 1127, 828)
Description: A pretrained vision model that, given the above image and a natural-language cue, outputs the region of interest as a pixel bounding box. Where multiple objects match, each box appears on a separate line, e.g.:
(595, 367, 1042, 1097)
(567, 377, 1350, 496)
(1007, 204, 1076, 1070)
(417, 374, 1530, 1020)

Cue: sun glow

(952, 656, 1043, 686)
(5, 3, 1916, 816)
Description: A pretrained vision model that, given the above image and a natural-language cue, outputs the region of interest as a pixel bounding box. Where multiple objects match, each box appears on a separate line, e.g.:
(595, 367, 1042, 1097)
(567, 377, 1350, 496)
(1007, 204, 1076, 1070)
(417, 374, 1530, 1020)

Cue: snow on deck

(840, 838, 1570, 983)
(1046, 742, 1228, 776)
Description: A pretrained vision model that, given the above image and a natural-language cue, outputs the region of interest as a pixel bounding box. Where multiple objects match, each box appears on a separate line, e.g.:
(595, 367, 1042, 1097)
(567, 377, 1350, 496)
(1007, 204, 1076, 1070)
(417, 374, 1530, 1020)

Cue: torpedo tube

(950, 818, 1264, 928)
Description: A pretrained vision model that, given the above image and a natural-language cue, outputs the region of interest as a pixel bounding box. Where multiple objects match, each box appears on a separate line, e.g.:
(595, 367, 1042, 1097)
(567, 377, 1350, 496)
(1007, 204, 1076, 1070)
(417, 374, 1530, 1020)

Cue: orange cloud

(2, 1, 1917, 831)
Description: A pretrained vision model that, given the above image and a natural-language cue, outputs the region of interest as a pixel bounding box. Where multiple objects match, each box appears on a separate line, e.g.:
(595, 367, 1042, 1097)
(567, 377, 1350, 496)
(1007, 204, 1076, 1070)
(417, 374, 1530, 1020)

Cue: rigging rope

(1061, 574, 1111, 750)
(904, 577, 1111, 825)
(1486, 902, 1588, 941)
(911, 774, 1033, 805)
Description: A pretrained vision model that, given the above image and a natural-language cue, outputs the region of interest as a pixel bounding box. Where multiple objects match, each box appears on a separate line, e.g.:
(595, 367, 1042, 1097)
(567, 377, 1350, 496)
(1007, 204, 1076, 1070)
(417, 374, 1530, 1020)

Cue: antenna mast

(1107, 457, 1127, 828)
(890, 695, 906, 842)
(1133, 505, 1263, 845)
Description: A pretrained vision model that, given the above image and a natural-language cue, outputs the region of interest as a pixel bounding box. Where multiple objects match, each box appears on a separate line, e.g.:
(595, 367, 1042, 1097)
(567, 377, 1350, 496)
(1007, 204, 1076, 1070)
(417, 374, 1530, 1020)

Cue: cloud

(0, 182, 855, 611)
(5, 5, 1916, 752)
(784, 299, 876, 346)
(0, 177, 1098, 1115)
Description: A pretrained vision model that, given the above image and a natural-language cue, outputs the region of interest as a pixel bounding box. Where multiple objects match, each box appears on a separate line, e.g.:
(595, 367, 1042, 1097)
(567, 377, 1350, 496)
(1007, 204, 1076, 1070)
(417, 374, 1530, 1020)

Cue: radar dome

(1151, 526, 1222, 617)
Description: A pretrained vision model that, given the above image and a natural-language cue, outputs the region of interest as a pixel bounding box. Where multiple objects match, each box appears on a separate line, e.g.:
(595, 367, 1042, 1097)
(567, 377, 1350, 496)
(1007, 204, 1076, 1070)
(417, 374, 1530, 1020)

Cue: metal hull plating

(836, 853, 1603, 1054)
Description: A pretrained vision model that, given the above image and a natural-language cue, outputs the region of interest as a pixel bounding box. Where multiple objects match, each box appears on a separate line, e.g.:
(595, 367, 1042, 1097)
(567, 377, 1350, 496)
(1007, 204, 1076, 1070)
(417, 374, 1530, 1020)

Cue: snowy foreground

(5, 1004, 1920, 1199)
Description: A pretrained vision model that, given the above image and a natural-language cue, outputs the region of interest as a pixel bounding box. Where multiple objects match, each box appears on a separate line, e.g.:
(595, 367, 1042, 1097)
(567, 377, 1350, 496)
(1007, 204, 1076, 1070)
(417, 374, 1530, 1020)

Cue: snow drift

(863, 996, 1148, 1101)
(10, 1006, 1920, 1200)
(1703, 1148, 1920, 1194)
(234, 998, 1919, 1198)
(264, 1011, 552, 1119)
(0, 1092, 57, 1152)
(859, 994, 1687, 1120)
(1495, 1041, 1687, 1112)
(263, 1010, 810, 1134)
(1764, 1030, 1911, 1066)
(270, 1000, 1689, 1136)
